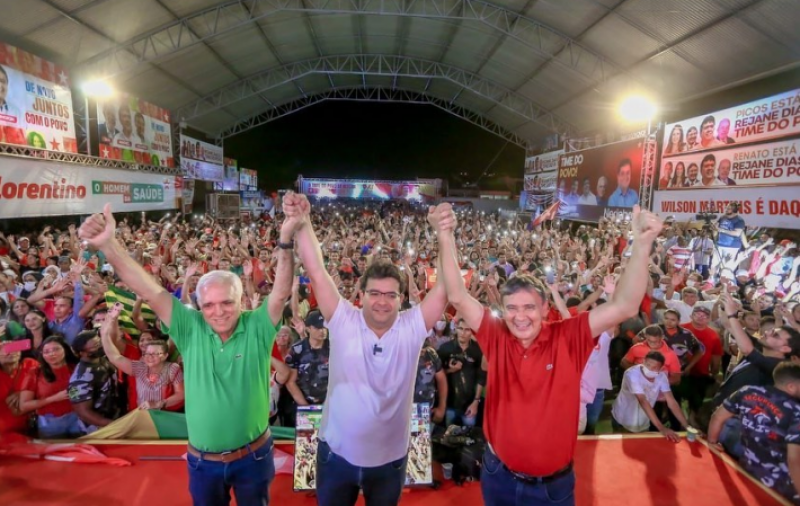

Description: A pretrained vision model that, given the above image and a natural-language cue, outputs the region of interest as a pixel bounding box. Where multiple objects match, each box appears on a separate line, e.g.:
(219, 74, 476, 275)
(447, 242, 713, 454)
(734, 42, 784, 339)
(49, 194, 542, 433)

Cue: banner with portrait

(97, 94, 173, 167)
(662, 88, 800, 157)
(179, 134, 224, 182)
(299, 178, 436, 201)
(653, 186, 800, 230)
(555, 138, 645, 222)
(240, 168, 258, 190)
(0, 43, 77, 152)
(214, 157, 239, 191)
(657, 138, 800, 190)
(0, 155, 178, 218)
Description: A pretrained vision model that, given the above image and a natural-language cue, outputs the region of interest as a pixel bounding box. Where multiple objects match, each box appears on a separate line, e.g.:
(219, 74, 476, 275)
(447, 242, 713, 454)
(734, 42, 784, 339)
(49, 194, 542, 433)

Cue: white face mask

(658, 284, 668, 292)
(23, 281, 36, 292)
(434, 321, 447, 331)
(641, 366, 660, 379)
(685, 280, 696, 288)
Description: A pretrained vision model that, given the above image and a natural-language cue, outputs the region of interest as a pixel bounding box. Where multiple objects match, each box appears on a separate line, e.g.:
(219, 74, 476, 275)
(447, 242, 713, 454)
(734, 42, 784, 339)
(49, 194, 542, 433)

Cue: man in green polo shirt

(78, 198, 301, 506)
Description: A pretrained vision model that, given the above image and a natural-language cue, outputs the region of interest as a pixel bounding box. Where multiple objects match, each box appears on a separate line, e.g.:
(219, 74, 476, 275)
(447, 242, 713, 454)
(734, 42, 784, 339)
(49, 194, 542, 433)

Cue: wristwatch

(277, 240, 294, 250)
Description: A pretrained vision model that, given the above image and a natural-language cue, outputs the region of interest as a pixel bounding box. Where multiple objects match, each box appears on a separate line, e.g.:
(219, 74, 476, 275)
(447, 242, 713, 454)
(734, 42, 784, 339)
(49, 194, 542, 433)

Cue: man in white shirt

(579, 330, 613, 434)
(611, 351, 689, 441)
(577, 177, 597, 206)
(287, 195, 448, 506)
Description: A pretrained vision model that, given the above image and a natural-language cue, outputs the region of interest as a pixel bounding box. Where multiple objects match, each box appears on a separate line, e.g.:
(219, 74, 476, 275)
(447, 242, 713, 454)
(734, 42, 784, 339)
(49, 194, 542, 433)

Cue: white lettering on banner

(653, 187, 800, 229)
(0, 156, 178, 218)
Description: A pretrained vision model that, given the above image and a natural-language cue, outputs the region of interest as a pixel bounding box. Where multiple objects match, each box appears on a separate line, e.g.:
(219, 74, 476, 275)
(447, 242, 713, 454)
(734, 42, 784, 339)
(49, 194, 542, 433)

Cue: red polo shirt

(681, 323, 723, 377)
(477, 308, 594, 476)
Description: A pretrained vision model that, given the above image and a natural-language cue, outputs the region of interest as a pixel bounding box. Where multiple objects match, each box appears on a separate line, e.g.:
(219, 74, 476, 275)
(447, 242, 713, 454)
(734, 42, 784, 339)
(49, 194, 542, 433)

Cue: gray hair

(195, 270, 243, 307)
(499, 274, 548, 303)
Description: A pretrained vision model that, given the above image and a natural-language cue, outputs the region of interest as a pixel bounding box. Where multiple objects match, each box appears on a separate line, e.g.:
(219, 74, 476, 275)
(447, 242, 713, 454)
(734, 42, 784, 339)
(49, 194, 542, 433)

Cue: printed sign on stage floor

(293, 403, 432, 491)
(0, 42, 77, 152)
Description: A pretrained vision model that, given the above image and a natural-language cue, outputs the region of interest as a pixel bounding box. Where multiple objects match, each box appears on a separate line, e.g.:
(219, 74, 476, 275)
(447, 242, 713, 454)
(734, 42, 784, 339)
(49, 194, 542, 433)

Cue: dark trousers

(316, 440, 408, 506)
(481, 447, 575, 506)
(186, 436, 275, 506)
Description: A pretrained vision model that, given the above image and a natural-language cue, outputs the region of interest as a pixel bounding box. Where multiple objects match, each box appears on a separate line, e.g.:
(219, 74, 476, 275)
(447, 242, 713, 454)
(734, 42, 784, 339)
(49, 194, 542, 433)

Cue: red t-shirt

(681, 323, 723, 377)
(0, 359, 38, 433)
(19, 363, 75, 417)
(477, 308, 594, 476)
(624, 341, 681, 374)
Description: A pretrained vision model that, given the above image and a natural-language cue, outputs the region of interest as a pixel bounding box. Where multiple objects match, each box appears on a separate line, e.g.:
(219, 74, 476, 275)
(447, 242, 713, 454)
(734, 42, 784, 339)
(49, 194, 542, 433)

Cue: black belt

(488, 444, 573, 484)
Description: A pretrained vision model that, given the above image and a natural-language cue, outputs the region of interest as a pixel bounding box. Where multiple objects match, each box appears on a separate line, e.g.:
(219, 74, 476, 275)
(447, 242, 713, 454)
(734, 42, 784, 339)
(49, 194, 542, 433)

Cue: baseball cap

(304, 310, 325, 329)
(692, 305, 711, 315)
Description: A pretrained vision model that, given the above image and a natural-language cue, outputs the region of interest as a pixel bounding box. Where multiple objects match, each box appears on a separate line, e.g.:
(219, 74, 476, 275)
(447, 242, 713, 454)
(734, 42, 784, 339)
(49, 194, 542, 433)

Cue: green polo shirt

(162, 297, 277, 452)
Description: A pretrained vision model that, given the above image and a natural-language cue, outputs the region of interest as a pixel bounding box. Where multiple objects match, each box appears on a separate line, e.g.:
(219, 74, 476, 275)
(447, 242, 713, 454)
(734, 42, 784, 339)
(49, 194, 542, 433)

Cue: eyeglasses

(456, 327, 471, 332)
(365, 290, 399, 300)
(143, 352, 165, 357)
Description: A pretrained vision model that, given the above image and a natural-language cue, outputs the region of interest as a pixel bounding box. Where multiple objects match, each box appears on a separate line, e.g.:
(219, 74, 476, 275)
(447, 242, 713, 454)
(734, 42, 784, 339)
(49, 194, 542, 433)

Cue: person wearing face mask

(708, 362, 800, 505)
(429, 317, 451, 350)
(18, 271, 40, 299)
(611, 351, 690, 441)
(621, 325, 682, 386)
(67, 329, 122, 434)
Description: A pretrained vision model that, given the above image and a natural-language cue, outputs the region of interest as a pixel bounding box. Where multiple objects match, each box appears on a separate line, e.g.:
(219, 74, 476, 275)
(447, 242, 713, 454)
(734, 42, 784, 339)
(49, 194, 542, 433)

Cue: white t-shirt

(320, 299, 428, 467)
(580, 331, 613, 404)
(664, 299, 715, 324)
(611, 365, 671, 433)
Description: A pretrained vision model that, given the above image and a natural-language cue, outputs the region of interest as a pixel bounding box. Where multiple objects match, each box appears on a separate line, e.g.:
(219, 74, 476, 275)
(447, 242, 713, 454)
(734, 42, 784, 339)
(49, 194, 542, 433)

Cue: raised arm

(419, 257, 448, 331)
(588, 206, 663, 337)
(287, 195, 341, 321)
(100, 303, 133, 376)
(267, 209, 299, 326)
(78, 204, 174, 327)
(719, 287, 754, 356)
(429, 204, 484, 332)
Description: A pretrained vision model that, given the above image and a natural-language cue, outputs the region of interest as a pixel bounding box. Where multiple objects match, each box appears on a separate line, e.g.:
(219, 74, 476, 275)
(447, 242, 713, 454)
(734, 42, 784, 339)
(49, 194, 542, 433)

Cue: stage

(0, 435, 788, 506)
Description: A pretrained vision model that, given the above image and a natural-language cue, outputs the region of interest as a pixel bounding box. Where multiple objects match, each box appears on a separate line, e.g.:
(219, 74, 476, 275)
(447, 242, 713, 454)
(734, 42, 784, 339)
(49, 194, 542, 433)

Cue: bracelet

(277, 240, 294, 250)
(727, 314, 738, 319)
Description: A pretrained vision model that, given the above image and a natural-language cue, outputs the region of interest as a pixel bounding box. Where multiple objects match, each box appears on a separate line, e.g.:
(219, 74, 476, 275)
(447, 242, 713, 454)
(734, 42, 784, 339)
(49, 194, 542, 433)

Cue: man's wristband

(277, 240, 294, 250)
(727, 314, 739, 319)
(473, 397, 482, 403)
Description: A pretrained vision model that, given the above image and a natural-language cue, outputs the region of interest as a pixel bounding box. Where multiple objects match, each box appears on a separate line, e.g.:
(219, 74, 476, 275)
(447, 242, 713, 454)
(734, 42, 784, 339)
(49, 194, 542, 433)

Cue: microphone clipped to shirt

(373, 344, 383, 356)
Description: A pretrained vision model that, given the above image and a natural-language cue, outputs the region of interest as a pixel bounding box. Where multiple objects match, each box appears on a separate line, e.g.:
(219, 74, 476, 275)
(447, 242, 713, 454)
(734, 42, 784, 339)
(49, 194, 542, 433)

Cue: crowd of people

(0, 195, 799, 505)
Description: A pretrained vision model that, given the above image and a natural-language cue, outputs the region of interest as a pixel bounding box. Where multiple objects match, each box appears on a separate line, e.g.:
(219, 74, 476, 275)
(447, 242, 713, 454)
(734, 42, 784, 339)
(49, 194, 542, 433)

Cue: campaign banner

(657, 137, 800, 190)
(0, 43, 77, 152)
(181, 178, 195, 214)
(0, 156, 178, 218)
(653, 186, 800, 230)
(300, 178, 436, 201)
(97, 95, 173, 167)
(524, 149, 563, 175)
(556, 138, 645, 222)
(663, 88, 800, 157)
(214, 157, 239, 191)
(179, 134, 224, 181)
(240, 167, 258, 190)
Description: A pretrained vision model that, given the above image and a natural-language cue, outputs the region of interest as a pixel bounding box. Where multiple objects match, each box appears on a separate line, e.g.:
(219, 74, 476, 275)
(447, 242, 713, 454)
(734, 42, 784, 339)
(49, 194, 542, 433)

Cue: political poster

(97, 94, 173, 167)
(299, 178, 437, 201)
(662, 88, 800, 156)
(556, 138, 645, 222)
(0, 156, 178, 218)
(214, 157, 239, 191)
(240, 168, 258, 190)
(179, 134, 224, 182)
(523, 150, 562, 213)
(0, 42, 77, 152)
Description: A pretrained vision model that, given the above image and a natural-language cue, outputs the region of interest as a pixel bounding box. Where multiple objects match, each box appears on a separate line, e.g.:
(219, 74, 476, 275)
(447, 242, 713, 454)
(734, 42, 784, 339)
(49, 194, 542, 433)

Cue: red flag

(532, 199, 561, 227)
(0, 438, 131, 467)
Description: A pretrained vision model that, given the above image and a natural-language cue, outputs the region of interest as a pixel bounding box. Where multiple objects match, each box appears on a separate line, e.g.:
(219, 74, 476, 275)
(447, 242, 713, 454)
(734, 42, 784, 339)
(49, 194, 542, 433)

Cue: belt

(188, 429, 272, 463)
(488, 443, 572, 484)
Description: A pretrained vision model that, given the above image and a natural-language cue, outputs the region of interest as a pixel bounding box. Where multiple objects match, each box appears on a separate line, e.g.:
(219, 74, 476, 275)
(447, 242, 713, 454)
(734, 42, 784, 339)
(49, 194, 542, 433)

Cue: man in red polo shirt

(431, 204, 663, 506)
(681, 305, 723, 426)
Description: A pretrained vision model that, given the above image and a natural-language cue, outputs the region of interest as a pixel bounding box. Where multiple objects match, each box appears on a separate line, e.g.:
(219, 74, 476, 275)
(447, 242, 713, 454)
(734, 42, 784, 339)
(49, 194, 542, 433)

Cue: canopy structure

(8, 0, 800, 146)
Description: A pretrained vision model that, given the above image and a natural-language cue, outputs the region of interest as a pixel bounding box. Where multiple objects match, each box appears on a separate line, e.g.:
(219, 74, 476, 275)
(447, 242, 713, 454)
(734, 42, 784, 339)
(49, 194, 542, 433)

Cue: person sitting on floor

(708, 362, 800, 505)
(611, 350, 690, 442)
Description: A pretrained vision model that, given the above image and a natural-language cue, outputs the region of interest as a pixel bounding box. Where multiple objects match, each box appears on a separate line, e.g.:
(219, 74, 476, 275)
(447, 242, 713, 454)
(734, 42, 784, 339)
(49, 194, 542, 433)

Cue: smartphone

(545, 267, 555, 285)
(1, 339, 31, 354)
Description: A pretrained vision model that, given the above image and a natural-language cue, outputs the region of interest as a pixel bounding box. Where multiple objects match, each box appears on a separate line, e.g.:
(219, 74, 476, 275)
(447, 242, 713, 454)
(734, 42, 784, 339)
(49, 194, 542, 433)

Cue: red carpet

(0, 436, 786, 506)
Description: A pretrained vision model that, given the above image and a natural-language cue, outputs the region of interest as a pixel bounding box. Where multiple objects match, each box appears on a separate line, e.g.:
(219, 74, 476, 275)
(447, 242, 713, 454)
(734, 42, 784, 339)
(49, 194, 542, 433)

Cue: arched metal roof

(9, 0, 800, 145)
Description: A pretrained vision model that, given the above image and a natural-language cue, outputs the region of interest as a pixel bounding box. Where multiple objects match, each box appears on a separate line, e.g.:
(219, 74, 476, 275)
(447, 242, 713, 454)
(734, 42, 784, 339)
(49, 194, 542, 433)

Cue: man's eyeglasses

(365, 290, 399, 300)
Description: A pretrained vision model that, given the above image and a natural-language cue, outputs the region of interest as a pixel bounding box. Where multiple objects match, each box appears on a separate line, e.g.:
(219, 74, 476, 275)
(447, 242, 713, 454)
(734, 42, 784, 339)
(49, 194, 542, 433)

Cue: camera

(695, 212, 717, 230)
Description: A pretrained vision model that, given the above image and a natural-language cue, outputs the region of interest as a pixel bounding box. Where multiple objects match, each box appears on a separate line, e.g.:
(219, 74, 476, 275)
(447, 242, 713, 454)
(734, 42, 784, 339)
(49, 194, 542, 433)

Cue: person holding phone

(0, 337, 38, 434)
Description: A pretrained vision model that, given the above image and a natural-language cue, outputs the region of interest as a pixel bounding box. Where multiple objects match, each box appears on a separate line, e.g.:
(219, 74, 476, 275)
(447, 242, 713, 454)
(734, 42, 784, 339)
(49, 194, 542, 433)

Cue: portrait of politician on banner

(0, 42, 77, 152)
(662, 87, 800, 156)
(556, 138, 644, 222)
(97, 94, 174, 167)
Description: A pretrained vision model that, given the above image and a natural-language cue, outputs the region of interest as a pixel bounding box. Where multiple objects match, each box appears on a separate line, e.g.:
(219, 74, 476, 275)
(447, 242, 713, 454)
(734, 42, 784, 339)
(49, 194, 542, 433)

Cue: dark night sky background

(223, 101, 524, 192)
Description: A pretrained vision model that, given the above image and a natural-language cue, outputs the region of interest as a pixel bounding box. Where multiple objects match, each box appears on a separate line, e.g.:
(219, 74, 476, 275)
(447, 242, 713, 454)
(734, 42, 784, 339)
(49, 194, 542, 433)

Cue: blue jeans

(186, 436, 275, 506)
(481, 447, 575, 506)
(316, 440, 408, 506)
(584, 389, 605, 435)
(446, 407, 477, 427)
(719, 417, 743, 460)
(37, 412, 83, 439)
